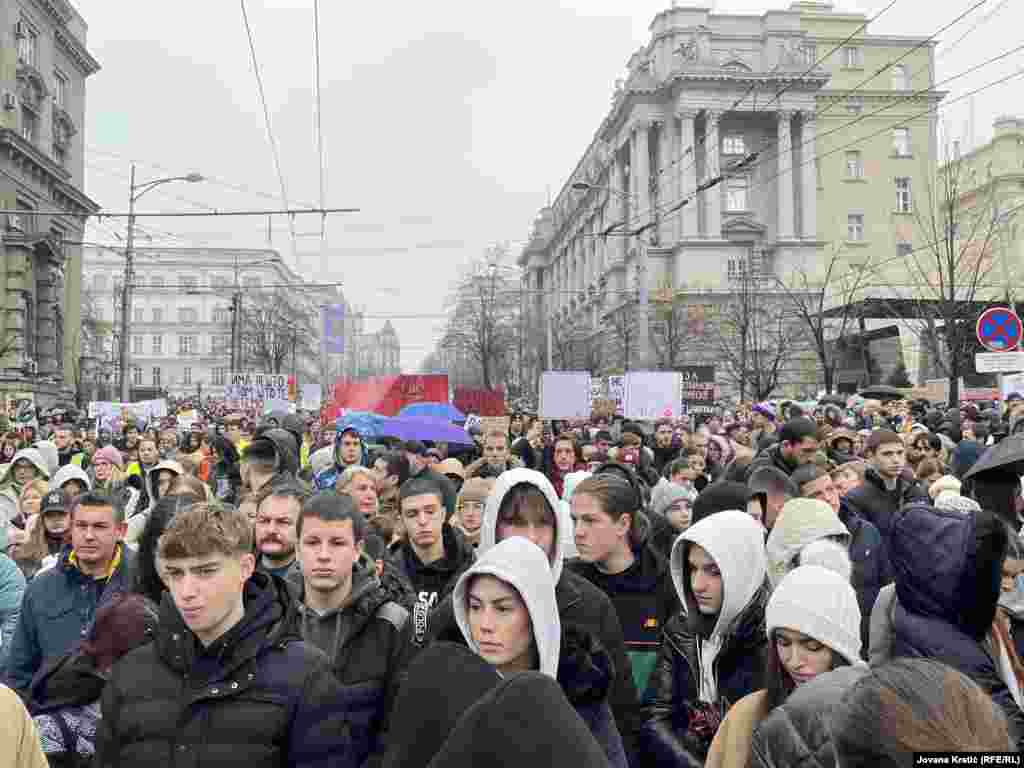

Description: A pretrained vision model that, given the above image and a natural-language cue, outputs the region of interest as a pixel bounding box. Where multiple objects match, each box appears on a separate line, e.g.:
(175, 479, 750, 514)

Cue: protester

(94, 501, 352, 767)
(285, 491, 409, 765)
(48, 464, 91, 500)
(0, 683, 48, 768)
(830, 658, 1017, 764)
(652, 481, 697, 533)
(0, 550, 26, 670)
(465, 429, 521, 479)
(254, 482, 308, 580)
(403, 441, 458, 517)
(435, 458, 466, 494)
(747, 467, 798, 532)
(241, 429, 300, 495)
(314, 425, 365, 490)
(765, 498, 851, 589)
(372, 451, 411, 523)
(9, 491, 69, 580)
(207, 436, 241, 505)
(641, 510, 769, 766)
(452, 477, 492, 549)
(746, 417, 819, 480)
(337, 465, 380, 521)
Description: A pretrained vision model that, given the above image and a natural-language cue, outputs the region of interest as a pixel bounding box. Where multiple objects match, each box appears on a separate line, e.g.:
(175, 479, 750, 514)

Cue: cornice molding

(54, 27, 101, 76)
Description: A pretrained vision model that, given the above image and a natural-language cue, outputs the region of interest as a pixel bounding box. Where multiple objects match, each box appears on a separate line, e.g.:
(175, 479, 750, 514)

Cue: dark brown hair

(573, 474, 643, 549)
(166, 474, 209, 502)
(79, 593, 158, 672)
(763, 630, 849, 711)
(915, 458, 943, 482)
(498, 483, 555, 530)
(158, 502, 253, 560)
(830, 658, 1012, 767)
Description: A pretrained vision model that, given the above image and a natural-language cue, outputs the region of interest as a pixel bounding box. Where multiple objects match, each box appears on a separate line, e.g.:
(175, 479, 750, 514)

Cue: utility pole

(118, 164, 136, 403)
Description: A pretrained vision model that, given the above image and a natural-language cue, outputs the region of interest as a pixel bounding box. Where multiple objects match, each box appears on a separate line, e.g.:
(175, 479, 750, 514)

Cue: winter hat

(561, 470, 592, 503)
(766, 498, 850, 588)
(33, 440, 59, 477)
(798, 539, 853, 583)
(934, 491, 981, 515)
(767, 564, 863, 667)
(691, 482, 755, 526)
(928, 475, 961, 500)
(437, 458, 466, 480)
(654, 482, 698, 517)
(93, 445, 123, 468)
(458, 477, 494, 505)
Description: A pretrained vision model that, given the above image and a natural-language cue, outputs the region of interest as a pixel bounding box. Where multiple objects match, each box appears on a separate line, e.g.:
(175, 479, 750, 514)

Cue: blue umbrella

(382, 416, 474, 446)
(397, 402, 466, 423)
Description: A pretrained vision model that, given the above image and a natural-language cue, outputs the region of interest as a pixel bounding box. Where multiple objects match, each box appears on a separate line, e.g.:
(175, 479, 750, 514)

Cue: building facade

(0, 0, 99, 406)
(82, 247, 329, 399)
(519, 1, 940, 397)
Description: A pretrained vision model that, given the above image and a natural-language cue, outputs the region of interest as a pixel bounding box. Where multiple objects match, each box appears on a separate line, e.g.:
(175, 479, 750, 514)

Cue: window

(212, 334, 230, 355)
(181, 276, 198, 290)
(723, 134, 745, 155)
(727, 257, 758, 281)
(897, 242, 913, 259)
(150, 276, 165, 289)
(847, 214, 865, 241)
(20, 108, 37, 143)
(893, 128, 911, 157)
(843, 46, 863, 68)
(895, 177, 912, 213)
(151, 334, 163, 354)
(53, 70, 68, 108)
(178, 334, 197, 355)
(133, 335, 144, 354)
(178, 307, 198, 323)
(725, 176, 748, 212)
(152, 367, 161, 388)
(801, 43, 817, 66)
(213, 307, 230, 324)
(892, 64, 908, 91)
(152, 307, 163, 323)
(17, 22, 37, 67)
(846, 96, 863, 114)
(133, 308, 145, 323)
(183, 367, 192, 386)
(213, 367, 227, 386)
(132, 366, 143, 386)
(846, 151, 863, 179)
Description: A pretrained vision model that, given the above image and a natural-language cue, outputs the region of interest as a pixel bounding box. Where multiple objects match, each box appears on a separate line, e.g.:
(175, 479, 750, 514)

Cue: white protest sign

(540, 371, 592, 419)
(623, 371, 682, 421)
(263, 399, 296, 415)
(301, 384, 322, 411)
(225, 372, 289, 403)
(607, 376, 625, 417)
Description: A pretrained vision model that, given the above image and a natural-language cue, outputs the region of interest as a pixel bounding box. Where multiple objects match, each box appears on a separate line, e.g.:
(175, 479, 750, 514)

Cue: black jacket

(640, 585, 770, 767)
(391, 523, 474, 609)
(843, 466, 928, 545)
(94, 571, 354, 768)
(208, 436, 241, 505)
(749, 666, 870, 768)
(413, 567, 640, 763)
(284, 559, 409, 765)
(889, 501, 1024, 745)
(745, 443, 797, 481)
(837, 500, 892, 657)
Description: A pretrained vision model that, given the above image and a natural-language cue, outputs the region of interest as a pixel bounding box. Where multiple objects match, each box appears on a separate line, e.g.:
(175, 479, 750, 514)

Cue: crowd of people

(0, 391, 1022, 766)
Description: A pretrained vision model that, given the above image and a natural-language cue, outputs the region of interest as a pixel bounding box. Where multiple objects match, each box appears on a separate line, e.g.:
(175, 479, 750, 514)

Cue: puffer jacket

(94, 571, 354, 768)
(842, 465, 928, 545)
(838, 500, 891, 655)
(744, 443, 796, 482)
(888, 501, 1024, 745)
(284, 559, 409, 765)
(748, 666, 870, 768)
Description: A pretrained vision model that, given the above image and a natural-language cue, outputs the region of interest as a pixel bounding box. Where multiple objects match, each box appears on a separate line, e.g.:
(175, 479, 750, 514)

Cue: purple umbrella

(379, 416, 474, 446)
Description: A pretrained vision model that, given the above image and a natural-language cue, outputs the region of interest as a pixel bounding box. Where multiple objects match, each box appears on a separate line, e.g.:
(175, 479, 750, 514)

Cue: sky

(75, 0, 1023, 373)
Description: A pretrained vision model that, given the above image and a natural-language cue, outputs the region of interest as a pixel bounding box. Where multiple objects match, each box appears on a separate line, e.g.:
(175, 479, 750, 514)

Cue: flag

(323, 304, 346, 354)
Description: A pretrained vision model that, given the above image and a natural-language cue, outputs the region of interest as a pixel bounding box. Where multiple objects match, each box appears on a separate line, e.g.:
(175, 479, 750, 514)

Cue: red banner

(326, 375, 449, 418)
(454, 386, 506, 417)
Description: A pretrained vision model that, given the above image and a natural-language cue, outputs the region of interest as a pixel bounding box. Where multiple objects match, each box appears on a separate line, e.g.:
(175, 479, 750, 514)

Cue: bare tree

(885, 140, 1012, 406)
(650, 279, 689, 371)
(711, 260, 799, 401)
(773, 245, 870, 394)
(603, 300, 636, 373)
(70, 285, 112, 407)
(239, 290, 318, 374)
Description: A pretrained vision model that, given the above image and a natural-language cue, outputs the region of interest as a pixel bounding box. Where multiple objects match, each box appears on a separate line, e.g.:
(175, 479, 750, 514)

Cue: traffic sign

(976, 352, 1024, 374)
(976, 307, 1022, 352)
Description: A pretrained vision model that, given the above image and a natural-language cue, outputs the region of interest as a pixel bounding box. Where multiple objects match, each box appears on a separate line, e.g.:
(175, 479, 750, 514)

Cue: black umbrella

(963, 434, 1024, 481)
(858, 385, 906, 402)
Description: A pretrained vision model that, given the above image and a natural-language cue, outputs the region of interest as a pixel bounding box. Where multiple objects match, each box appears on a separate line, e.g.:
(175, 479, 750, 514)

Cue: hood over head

(309, 445, 334, 476)
(256, 428, 300, 476)
(33, 441, 59, 477)
(3, 447, 50, 480)
(333, 426, 364, 468)
(480, 467, 568, 585)
(453, 536, 560, 678)
(49, 463, 91, 494)
(673, 509, 767, 640)
(766, 498, 850, 588)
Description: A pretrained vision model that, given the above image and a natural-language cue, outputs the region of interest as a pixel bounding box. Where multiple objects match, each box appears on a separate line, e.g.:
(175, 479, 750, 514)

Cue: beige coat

(0, 683, 48, 768)
(704, 689, 771, 768)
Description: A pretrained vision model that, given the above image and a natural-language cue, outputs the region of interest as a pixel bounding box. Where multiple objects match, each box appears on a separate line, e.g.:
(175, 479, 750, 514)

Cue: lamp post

(571, 181, 650, 371)
(119, 165, 203, 401)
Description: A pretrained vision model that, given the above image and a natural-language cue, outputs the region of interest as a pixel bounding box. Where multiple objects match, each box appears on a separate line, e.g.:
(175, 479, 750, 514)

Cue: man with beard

(465, 430, 521, 479)
(650, 420, 680, 477)
(254, 483, 308, 580)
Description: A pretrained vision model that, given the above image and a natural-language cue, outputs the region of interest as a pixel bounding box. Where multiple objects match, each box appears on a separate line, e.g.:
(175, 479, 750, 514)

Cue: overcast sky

(76, 0, 1022, 373)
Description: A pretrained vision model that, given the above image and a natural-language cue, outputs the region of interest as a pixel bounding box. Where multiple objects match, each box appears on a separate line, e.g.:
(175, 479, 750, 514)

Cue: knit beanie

(798, 539, 852, 583)
(654, 482, 699, 517)
(934, 491, 981, 515)
(94, 445, 123, 468)
(459, 477, 494, 505)
(928, 474, 962, 500)
(767, 564, 863, 665)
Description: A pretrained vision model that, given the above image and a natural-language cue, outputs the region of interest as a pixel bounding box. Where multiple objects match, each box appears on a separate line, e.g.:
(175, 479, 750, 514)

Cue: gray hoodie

(672, 509, 768, 704)
(49, 464, 91, 494)
(479, 468, 571, 586)
(453, 536, 560, 678)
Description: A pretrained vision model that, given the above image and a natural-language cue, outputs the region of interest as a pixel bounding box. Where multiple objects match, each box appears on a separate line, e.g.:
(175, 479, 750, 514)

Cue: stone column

(678, 109, 699, 240)
(634, 120, 651, 236)
(614, 142, 629, 265)
(800, 110, 817, 240)
(704, 110, 721, 239)
(35, 259, 59, 378)
(777, 110, 795, 240)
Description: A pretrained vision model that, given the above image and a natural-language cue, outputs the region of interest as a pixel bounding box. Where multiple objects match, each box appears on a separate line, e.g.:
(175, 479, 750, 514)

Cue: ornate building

(0, 0, 100, 407)
(520, 1, 941, 397)
(353, 319, 400, 377)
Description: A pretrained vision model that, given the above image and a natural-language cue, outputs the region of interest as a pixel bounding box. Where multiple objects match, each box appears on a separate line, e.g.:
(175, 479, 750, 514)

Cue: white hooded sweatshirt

(479, 468, 572, 586)
(453, 536, 561, 678)
(765, 498, 850, 589)
(671, 509, 767, 705)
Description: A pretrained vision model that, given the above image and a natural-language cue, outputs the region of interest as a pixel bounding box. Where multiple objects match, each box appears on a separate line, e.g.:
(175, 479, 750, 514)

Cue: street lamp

(119, 164, 203, 401)
(571, 182, 650, 371)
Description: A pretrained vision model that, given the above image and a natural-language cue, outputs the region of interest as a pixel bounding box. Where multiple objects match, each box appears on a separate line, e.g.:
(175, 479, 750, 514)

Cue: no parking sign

(976, 307, 1022, 352)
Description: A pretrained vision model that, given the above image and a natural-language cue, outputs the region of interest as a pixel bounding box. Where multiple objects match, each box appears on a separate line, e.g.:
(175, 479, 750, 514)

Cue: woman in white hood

(450, 536, 628, 768)
(640, 509, 770, 766)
